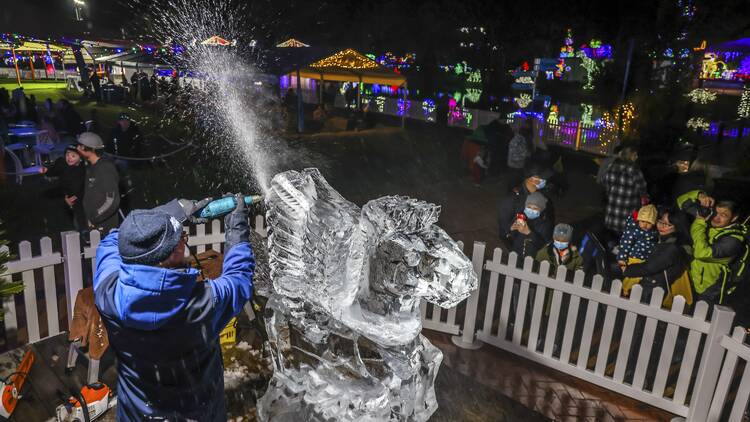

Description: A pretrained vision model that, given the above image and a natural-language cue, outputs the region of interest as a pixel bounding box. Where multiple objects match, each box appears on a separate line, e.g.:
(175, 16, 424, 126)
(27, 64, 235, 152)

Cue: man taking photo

(94, 194, 255, 421)
(680, 191, 747, 306)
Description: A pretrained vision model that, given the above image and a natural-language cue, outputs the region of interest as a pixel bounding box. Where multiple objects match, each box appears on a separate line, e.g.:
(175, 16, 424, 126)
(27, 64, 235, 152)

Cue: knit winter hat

(119, 209, 183, 265)
(553, 223, 573, 242)
(524, 163, 554, 180)
(637, 204, 657, 225)
(525, 192, 548, 212)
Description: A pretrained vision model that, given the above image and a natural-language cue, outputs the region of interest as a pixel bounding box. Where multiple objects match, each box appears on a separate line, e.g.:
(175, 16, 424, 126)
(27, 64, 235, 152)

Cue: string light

(422, 99, 435, 122)
(310, 48, 379, 70)
(397, 99, 411, 116)
(581, 103, 594, 126)
(465, 88, 482, 103)
(515, 93, 532, 108)
(576, 50, 599, 90)
(686, 88, 717, 104)
(738, 85, 750, 118)
(547, 105, 559, 124)
(375, 96, 385, 113)
(687, 117, 710, 130)
(276, 38, 309, 48)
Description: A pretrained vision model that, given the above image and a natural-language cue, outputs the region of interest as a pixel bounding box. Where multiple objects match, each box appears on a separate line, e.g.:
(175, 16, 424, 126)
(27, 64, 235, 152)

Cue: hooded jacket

(94, 231, 254, 421)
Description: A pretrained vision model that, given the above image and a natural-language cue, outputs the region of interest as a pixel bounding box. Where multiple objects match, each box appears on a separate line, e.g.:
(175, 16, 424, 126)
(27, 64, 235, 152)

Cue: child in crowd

(618, 204, 658, 294)
(40, 145, 87, 230)
(536, 223, 584, 276)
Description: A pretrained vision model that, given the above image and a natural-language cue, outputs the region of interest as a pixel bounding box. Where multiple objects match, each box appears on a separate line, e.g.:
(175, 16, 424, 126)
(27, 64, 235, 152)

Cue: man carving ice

(93, 194, 255, 421)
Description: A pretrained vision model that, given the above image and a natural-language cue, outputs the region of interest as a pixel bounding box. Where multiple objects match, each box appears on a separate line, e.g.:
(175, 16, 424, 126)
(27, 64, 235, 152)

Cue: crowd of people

(0, 84, 152, 236)
(482, 116, 748, 322)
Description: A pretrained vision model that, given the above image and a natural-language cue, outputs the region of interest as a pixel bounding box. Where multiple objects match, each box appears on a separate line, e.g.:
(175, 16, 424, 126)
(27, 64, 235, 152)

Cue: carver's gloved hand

(154, 197, 213, 225)
(224, 193, 250, 251)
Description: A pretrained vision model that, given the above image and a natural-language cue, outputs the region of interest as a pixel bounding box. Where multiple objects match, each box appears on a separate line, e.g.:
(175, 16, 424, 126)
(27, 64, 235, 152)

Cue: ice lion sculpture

(257, 168, 477, 421)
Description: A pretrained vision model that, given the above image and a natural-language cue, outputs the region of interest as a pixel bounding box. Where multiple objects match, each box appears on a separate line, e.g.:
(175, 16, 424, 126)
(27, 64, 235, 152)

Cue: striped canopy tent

(63, 48, 94, 64)
(13, 41, 67, 53)
(276, 38, 310, 48)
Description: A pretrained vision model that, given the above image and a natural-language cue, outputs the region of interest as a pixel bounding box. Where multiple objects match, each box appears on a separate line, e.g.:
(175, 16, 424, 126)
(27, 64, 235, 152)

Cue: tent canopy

(201, 35, 234, 46)
(0, 40, 66, 53)
(276, 38, 309, 48)
(95, 51, 167, 68)
(293, 48, 407, 86)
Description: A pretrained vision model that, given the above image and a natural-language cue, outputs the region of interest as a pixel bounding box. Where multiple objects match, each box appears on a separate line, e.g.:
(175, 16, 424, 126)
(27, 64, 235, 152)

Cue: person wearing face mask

(498, 163, 555, 240)
(506, 192, 553, 257)
(536, 223, 583, 276)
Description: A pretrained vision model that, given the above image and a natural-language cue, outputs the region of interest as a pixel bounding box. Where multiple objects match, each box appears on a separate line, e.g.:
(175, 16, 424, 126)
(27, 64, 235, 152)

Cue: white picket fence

(1, 227, 748, 421)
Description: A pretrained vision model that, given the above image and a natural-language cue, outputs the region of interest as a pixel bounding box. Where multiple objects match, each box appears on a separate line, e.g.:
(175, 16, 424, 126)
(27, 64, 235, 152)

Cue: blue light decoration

(371, 84, 381, 95)
(665, 48, 674, 58)
(397, 98, 411, 117)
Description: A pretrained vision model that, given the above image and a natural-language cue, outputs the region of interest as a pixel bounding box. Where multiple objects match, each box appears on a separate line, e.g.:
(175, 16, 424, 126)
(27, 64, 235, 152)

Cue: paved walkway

(425, 331, 674, 421)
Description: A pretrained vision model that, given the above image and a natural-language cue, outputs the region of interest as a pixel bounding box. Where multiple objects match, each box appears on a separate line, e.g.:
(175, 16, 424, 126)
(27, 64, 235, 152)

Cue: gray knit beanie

(553, 223, 573, 242)
(525, 192, 548, 212)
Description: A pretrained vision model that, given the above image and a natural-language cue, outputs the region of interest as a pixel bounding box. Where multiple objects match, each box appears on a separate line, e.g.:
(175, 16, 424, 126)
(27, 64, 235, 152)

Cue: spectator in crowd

(681, 196, 747, 306)
(39, 145, 87, 230)
(483, 114, 513, 175)
(506, 192, 553, 258)
(57, 99, 85, 136)
(536, 223, 583, 275)
(90, 70, 102, 101)
(621, 207, 690, 302)
(507, 123, 530, 187)
(109, 113, 142, 158)
(617, 204, 658, 266)
(40, 97, 56, 121)
(668, 147, 710, 206)
(602, 145, 648, 237)
(471, 146, 490, 186)
(498, 163, 555, 240)
(76, 133, 120, 234)
(38, 115, 60, 145)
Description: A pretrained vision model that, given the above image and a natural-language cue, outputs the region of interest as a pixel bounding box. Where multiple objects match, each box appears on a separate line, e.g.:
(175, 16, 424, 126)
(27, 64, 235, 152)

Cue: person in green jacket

(536, 223, 584, 276)
(679, 190, 747, 306)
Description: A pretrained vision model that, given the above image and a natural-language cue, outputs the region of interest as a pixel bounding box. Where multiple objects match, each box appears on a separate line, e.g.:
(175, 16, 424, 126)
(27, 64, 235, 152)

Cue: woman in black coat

(621, 207, 690, 300)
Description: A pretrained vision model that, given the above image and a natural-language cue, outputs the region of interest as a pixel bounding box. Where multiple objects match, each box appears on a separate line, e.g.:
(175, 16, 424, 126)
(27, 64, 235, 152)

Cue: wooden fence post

(686, 305, 735, 422)
(61, 231, 84, 329)
(451, 241, 485, 349)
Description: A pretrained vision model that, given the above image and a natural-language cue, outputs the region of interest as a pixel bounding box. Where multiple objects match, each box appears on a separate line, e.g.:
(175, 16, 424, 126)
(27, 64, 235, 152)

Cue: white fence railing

(2, 229, 749, 420)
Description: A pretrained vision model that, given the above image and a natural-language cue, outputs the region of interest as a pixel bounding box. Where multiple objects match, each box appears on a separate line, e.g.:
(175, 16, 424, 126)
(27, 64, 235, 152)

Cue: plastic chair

(4, 146, 43, 184)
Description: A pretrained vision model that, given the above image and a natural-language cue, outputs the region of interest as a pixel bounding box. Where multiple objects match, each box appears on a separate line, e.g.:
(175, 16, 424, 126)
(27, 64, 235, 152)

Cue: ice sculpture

(257, 168, 477, 421)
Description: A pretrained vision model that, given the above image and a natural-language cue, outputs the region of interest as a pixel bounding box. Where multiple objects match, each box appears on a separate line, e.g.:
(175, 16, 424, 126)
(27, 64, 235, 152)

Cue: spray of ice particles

(143, 0, 275, 193)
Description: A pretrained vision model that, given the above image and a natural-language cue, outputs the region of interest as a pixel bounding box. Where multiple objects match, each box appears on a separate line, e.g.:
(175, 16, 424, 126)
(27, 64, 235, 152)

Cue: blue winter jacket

(93, 230, 254, 421)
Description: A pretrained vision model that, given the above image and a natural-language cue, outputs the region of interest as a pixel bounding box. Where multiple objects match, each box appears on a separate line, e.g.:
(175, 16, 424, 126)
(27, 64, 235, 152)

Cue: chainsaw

(0, 349, 35, 420)
(55, 382, 115, 422)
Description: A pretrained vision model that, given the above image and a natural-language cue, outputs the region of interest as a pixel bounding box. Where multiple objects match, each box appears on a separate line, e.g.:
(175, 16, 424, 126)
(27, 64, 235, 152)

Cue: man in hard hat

(94, 194, 255, 421)
(76, 132, 120, 234)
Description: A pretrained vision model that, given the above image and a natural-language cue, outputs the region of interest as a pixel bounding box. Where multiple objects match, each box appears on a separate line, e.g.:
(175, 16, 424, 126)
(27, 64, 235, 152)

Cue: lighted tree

(739, 84, 750, 119)
(0, 220, 23, 321)
(576, 50, 599, 90)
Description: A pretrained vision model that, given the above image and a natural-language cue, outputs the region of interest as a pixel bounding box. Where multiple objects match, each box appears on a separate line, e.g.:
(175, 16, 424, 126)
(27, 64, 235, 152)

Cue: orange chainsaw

(56, 382, 114, 422)
(0, 349, 35, 420)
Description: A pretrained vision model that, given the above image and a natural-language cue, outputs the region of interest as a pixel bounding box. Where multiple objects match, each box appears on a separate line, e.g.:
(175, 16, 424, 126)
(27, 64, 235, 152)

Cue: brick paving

(424, 331, 675, 422)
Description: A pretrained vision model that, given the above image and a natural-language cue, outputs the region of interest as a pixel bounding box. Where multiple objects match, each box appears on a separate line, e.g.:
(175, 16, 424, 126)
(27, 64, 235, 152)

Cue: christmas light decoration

(687, 117, 710, 130)
(547, 105, 559, 124)
(276, 38, 310, 48)
(581, 104, 594, 126)
(515, 76, 535, 85)
(576, 50, 599, 90)
(465, 88, 482, 103)
(467, 70, 482, 84)
(515, 93, 532, 108)
(397, 99, 411, 116)
(375, 96, 386, 113)
(310, 49, 379, 70)
(738, 85, 750, 118)
(686, 88, 717, 104)
(422, 99, 436, 122)
(560, 29, 574, 58)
